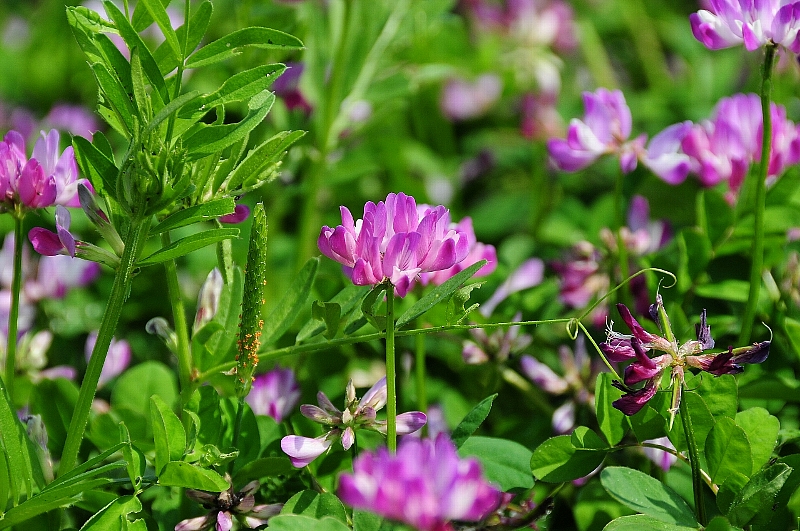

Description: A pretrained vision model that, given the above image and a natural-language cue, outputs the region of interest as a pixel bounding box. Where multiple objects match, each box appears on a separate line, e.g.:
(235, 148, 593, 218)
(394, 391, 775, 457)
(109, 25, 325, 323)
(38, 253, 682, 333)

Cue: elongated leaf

(311, 301, 341, 340)
(0, 451, 9, 512)
(145, 90, 201, 136)
(459, 436, 534, 490)
(396, 260, 487, 328)
(140, 0, 181, 58)
(185, 92, 275, 159)
(92, 63, 136, 135)
(72, 136, 118, 200)
(0, 478, 112, 529)
(600, 467, 698, 527)
(79, 495, 142, 531)
(727, 463, 792, 527)
(531, 434, 607, 483)
(152, 198, 235, 234)
(706, 417, 751, 485)
(186, 27, 304, 68)
(46, 442, 126, 491)
(261, 257, 320, 346)
(153, 0, 213, 74)
(0, 377, 32, 505)
(596, 372, 629, 446)
(451, 394, 497, 449)
(158, 462, 229, 491)
(150, 395, 186, 474)
(602, 515, 701, 531)
(129, 48, 150, 119)
(221, 130, 305, 192)
(137, 228, 239, 267)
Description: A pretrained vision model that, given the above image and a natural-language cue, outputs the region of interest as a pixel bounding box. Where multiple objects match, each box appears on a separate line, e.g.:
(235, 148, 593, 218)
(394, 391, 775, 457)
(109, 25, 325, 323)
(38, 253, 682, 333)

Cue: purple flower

(194, 268, 223, 332)
(26, 254, 100, 301)
(245, 367, 301, 423)
(480, 258, 544, 317)
(85, 331, 131, 388)
(337, 433, 501, 531)
(272, 62, 312, 114)
(43, 104, 100, 140)
(420, 216, 497, 285)
(690, 0, 800, 52)
(462, 313, 532, 364)
(218, 203, 251, 224)
(28, 206, 76, 257)
(602, 298, 770, 417)
(643, 436, 677, 473)
(440, 74, 503, 121)
(175, 476, 282, 531)
(318, 193, 471, 297)
(281, 377, 426, 467)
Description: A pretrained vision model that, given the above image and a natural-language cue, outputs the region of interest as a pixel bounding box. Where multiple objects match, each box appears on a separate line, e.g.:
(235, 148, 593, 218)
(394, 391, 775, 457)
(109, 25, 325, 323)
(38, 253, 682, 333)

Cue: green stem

(414, 327, 427, 422)
(739, 43, 777, 344)
(59, 214, 150, 476)
(161, 232, 193, 408)
(679, 387, 707, 526)
(386, 285, 397, 452)
(230, 397, 245, 474)
(165, 0, 192, 144)
(614, 171, 630, 307)
(4, 214, 24, 401)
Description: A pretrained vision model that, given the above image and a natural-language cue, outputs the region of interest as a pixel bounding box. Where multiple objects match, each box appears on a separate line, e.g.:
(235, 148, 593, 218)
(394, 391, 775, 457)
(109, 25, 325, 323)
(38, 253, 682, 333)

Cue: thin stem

(386, 285, 397, 452)
(679, 388, 707, 526)
(4, 214, 24, 401)
(165, 0, 192, 144)
(739, 43, 777, 344)
(59, 213, 150, 475)
(230, 397, 245, 474)
(161, 233, 193, 408)
(414, 328, 427, 424)
(614, 171, 630, 308)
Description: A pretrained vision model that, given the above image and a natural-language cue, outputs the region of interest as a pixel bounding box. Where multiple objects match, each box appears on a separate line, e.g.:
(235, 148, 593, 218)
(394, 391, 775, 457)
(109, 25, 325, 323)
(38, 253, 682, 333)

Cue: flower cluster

(546, 88, 693, 184)
(0, 129, 84, 211)
(337, 433, 501, 531)
(682, 93, 800, 201)
(462, 313, 532, 365)
(690, 0, 800, 52)
(281, 377, 426, 467)
(318, 192, 472, 297)
(175, 477, 282, 531)
(601, 296, 770, 417)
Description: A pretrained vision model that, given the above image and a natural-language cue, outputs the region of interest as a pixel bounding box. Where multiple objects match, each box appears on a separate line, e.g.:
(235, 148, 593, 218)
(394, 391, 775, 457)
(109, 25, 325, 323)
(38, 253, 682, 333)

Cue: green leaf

(596, 372, 630, 446)
(91, 63, 136, 135)
(699, 189, 734, 247)
(353, 510, 384, 531)
(727, 463, 792, 527)
(72, 134, 119, 201)
(445, 282, 483, 325)
(695, 280, 751, 303)
(459, 436, 534, 490)
(221, 130, 305, 193)
(296, 285, 370, 343)
(111, 361, 178, 435)
(706, 417, 752, 485)
(233, 457, 295, 484)
(600, 467, 699, 527)
(669, 391, 714, 454)
(78, 495, 142, 531)
(0, 377, 33, 505)
(735, 408, 779, 473)
(784, 317, 800, 363)
(0, 450, 9, 512)
(150, 395, 186, 474)
(0, 479, 112, 529)
(450, 394, 497, 449)
(46, 442, 126, 491)
(186, 27, 304, 68)
(158, 462, 229, 491)
(119, 424, 145, 490)
(703, 516, 742, 531)
(395, 260, 487, 328)
(267, 515, 351, 531)
(137, 228, 240, 267)
(361, 283, 388, 331)
(184, 92, 275, 159)
(153, 0, 213, 74)
(601, 515, 701, 531)
(311, 301, 341, 340)
(629, 402, 668, 443)
(129, 47, 150, 119)
(185, 386, 223, 447)
(281, 490, 348, 524)
(140, 0, 181, 58)
(152, 198, 236, 234)
(144, 90, 201, 136)
(261, 257, 320, 346)
(531, 434, 606, 483)
(694, 374, 738, 419)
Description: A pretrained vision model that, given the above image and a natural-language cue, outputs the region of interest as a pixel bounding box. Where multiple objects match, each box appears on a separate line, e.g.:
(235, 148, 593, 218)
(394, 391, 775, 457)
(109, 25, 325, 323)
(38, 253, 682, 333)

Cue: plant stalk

(386, 285, 397, 452)
(162, 233, 193, 408)
(59, 214, 150, 475)
(679, 389, 707, 526)
(4, 214, 25, 401)
(739, 43, 777, 344)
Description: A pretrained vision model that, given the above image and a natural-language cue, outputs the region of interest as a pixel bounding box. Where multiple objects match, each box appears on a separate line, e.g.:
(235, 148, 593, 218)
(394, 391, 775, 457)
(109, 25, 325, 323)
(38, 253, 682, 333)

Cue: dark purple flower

(219, 204, 250, 224)
(272, 62, 312, 114)
(175, 476, 281, 531)
(337, 433, 501, 531)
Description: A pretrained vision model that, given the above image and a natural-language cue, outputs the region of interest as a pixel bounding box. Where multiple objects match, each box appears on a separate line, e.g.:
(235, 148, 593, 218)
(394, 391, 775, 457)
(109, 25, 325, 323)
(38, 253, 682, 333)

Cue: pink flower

(281, 377, 426, 467)
(420, 216, 497, 285)
(28, 206, 76, 257)
(480, 258, 544, 317)
(690, 0, 800, 52)
(85, 331, 131, 388)
(318, 193, 470, 297)
(440, 74, 503, 121)
(194, 269, 223, 332)
(0, 129, 82, 210)
(246, 367, 301, 423)
(25, 254, 99, 300)
(337, 433, 501, 531)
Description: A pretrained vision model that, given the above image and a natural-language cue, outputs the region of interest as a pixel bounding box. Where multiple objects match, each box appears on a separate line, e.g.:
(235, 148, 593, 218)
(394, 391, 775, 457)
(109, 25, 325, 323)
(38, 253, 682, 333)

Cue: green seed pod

(235, 203, 268, 398)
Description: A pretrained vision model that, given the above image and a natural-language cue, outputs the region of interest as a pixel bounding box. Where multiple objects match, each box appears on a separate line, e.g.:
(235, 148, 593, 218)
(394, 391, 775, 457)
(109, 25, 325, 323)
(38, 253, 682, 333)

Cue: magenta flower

(281, 377, 426, 467)
(318, 193, 470, 297)
(245, 367, 301, 423)
(420, 216, 497, 285)
(337, 433, 501, 531)
(0, 129, 82, 210)
(690, 0, 800, 51)
(602, 297, 770, 416)
(85, 331, 131, 388)
(218, 203, 251, 224)
(28, 205, 76, 257)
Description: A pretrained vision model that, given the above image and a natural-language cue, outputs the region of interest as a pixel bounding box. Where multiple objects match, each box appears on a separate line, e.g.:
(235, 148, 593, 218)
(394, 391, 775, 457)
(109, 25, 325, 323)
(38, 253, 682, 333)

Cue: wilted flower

(85, 331, 131, 388)
(601, 296, 770, 419)
(281, 377, 426, 467)
(440, 74, 503, 121)
(520, 334, 602, 433)
(0, 129, 82, 211)
(246, 367, 301, 423)
(337, 433, 501, 531)
(318, 192, 470, 297)
(175, 476, 282, 531)
(690, 0, 800, 52)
